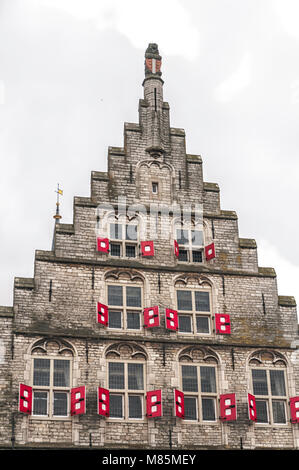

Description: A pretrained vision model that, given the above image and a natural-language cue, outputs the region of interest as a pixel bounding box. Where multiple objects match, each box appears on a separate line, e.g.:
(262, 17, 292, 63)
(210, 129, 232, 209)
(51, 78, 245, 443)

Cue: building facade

(0, 44, 298, 450)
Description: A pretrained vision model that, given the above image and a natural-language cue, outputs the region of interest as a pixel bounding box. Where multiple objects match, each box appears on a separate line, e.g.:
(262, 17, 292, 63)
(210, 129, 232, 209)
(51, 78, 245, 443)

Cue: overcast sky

(0, 0, 298, 313)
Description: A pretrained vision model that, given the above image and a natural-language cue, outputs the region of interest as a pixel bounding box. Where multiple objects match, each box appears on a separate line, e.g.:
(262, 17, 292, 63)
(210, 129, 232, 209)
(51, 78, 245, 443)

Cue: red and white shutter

(70, 386, 86, 416)
(165, 308, 178, 331)
(97, 302, 108, 326)
(144, 306, 160, 328)
(174, 389, 185, 419)
(215, 314, 231, 334)
(174, 240, 179, 258)
(146, 390, 162, 418)
(205, 242, 215, 261)
(19, 383, 32, 414)
(141, 241, 155, 257)
(248, 393, 257, 422)
(290, 396, 299, 423)
(97, 237, 109, 253)
(219, 393, 236, 421)
(98, 387, 110, 417)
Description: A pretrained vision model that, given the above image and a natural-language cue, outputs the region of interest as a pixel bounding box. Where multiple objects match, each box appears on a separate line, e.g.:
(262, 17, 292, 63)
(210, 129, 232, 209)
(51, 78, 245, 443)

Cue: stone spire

(142, 43, 166, 157)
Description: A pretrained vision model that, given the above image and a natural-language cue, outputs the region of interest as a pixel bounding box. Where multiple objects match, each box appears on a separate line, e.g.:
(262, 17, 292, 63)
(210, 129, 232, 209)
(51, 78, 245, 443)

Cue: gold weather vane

(53, 183, 63, 222)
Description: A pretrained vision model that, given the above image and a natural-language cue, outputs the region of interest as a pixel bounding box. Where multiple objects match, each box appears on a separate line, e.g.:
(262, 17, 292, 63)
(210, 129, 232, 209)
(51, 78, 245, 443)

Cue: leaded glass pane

(125, 244, 136, 258)
(177, 290, 192, 311)
(178, 315, 192, 333)
(176, 229, 189, 246)
(196, 315, 210, 333)
(252, 369, 268, 395)
(127, 311, 140, 330)
(272, 400, 286, 424)
(110, 243, 121, 257)
(270, 370, 286, 396)
(53, 360, 70, 387)
(184, 397, 197, 420)
(192, 250, 203, 263)
(125, 224, 137, 241)
(128, 363, 144, 390)
(110, 223, 122, 240)
(33, 358, 50, 386)
(110, 394, 123, 418)
(256, 400, 268, 423)
(126, 287, 141, 307)
(191, 230, 203, 246)
(200, 367, 216, 393)
(178, 249, 188, 261)
(109, 363, 125, 389)
(108, 310, 122, 329)
(195, 292, 210, 312)
(33, 391, 48, 416)
(202, 398, 216, 421)
(182, 365, 198, 392)
(53, 392, 68, 416)
(108, 285, 123, 306)
(128, 395, 143, 419)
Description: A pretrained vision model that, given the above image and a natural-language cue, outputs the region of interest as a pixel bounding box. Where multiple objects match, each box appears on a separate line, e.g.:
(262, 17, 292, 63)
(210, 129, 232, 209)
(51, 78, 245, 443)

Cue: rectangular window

(127, 311, 140, 330)
(108, 362, 145, 421)
(251, 369, 287, 425)
(32, 358, 71, 419)
(181, 364, 217, 423)
(108, 285, 123, 306)
(125, 245, 136, 258)
(126, 287, 141, 307)
(192, 250, 203, 263)
(110, 243, 121, 257)
(107, 284, 142, 331)
(177, 290, 211, 335)
(108, 310, 122, 329)
(191, 230, 203, 246)
(176, 227, 204, 264)
(152, 182, 159, 194)
(125, 224, 138, 241)
(178, 249, 188, 262)
(109, 222, 138, 258)
(110, 223, 122, 240)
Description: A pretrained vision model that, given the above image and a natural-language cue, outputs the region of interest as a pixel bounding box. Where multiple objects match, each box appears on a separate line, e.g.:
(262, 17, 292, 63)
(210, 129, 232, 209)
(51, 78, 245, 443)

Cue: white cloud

(37, 0, 200, 60)
(258, 239, 299, 305)
(214, 53, 252, 102)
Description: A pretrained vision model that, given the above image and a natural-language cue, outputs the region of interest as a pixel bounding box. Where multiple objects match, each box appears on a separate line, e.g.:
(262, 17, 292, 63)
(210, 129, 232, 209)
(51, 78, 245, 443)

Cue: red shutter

(146, 390, 162, 418)
(290, 396, 299, 423)
(219, 393, 236, 421)
(144, 306, 160, 328)
(165, 308, 178, 331)
(97, 302, 108, 326)
(71, 386, 86, 416)
(248, 393, 257, 422)
(174, 389, 185, 419)
(97, 237, 109, 253)
(19, 383, 32, 414)
(215, 314, 231, 334)
(174, 240, 179, 258)
(205, 242, 215, 260)
(141, 241, 154, 257)
(98, 387, 110, 417)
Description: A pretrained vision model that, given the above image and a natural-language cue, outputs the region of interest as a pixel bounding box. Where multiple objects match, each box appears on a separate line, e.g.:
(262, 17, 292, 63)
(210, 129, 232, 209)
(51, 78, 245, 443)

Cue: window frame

(106, 283, 143, 332)
(176, 288, 213, 336)
(107, 359, 146, 422)
(30, 356, 72, 420)
(175, 225, 204, 264)
(109, 222, 138, 259)
(250, 367, 289, 426)
(180, 363, 218, 424)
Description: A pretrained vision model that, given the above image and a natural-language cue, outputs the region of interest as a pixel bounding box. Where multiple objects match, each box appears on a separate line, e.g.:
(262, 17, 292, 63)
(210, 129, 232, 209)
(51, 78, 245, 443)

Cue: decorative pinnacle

(145, 43, 162, 77)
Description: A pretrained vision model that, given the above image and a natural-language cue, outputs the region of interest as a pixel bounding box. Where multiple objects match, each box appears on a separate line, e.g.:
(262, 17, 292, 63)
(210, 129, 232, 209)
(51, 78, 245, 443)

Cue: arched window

(174, 275, 214, 335)
(30, 338, 74, 419)
(179, 346, 219, 422)
(249, 350, 289, 425)
(105, 343, 147, 420)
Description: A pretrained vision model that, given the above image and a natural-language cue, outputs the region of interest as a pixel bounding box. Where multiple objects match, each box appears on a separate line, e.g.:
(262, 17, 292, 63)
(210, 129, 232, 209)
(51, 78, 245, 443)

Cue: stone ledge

(124, 122, 141, 132)
(35, 250, 277, 278)
(108, 146, 125, 156)
(205, 210, 238, 220)
(170, 127, 185, 137)
(239, 238, 257, 249)
(14, 277, 34, 290)
(203, 182, 220, 192)
(0, 306, 13, 317)
(278, 296, 297, 307)
(187, 154, 202, 164)
(91, 171, 109, 181)
(55, 224, 75, 235)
